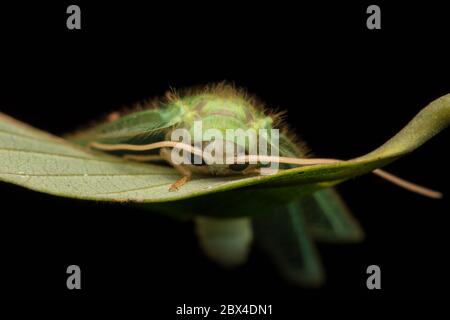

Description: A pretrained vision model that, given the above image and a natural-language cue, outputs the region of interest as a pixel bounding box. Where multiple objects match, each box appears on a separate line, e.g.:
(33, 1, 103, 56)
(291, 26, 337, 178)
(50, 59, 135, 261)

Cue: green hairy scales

(70, 84, 305, 161)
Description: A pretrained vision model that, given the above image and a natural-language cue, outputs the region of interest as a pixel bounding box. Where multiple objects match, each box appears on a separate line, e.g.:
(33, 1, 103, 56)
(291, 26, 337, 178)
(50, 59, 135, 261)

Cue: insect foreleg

(160, 148, 192, 191)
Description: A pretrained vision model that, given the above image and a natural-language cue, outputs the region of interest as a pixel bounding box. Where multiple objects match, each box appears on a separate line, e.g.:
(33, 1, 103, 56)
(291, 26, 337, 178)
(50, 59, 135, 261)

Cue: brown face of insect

(170, 139, 259, 177)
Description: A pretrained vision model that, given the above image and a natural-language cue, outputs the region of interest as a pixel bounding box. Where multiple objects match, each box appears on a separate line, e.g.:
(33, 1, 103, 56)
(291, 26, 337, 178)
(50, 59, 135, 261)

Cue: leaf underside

(0, 94, 449, 218)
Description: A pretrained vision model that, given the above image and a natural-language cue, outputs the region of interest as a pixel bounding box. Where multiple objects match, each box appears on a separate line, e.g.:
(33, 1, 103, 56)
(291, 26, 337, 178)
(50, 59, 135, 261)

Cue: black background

(0, 0, 449, 306)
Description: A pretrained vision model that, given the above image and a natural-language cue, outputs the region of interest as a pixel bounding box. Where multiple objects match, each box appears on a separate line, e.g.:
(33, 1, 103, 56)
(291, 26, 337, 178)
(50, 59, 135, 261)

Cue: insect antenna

(235, 155, 443, 199)
(89, 141, 442, 199)
(89, 141, 213, 163)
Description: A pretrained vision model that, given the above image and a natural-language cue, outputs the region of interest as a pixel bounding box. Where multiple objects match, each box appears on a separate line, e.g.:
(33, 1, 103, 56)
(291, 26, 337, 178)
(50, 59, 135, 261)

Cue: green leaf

(1, 94, 449, 218)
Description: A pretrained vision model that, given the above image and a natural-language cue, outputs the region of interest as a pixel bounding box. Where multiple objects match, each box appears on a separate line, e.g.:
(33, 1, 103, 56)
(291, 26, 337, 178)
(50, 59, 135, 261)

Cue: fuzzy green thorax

(177, 93, 274, 140)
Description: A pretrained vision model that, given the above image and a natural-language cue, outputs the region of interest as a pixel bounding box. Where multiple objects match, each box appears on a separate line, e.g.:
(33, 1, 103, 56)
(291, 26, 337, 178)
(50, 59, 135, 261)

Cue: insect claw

(169, 176, 190, 191)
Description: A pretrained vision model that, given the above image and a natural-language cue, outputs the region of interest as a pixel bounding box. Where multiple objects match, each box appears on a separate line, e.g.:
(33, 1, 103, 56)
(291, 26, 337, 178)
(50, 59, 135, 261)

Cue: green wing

(253, 202, 325, 286)
(277, 132, 364, 242)
(67, 103, 185, 147)
(300, 188, 364, 242)
(253, 133, 364, 286)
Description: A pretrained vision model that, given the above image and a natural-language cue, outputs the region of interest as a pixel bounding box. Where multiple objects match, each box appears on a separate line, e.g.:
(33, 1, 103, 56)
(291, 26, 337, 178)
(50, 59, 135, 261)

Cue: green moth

(67, 83, 442, 286)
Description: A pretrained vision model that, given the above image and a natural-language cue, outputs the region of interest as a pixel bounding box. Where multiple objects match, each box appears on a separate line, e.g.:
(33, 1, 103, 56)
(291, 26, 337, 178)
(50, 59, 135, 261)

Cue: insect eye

(228, 163, 249, 172)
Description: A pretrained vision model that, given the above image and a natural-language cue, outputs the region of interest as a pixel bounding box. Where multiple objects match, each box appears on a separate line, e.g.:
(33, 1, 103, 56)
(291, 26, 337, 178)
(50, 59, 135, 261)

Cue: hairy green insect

(65, 83, 442, 286)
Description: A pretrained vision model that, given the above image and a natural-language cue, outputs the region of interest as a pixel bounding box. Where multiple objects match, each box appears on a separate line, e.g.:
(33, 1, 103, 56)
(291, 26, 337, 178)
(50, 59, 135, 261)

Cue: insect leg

(242, 167, 260, 175)
(159, 148, 192, 191)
